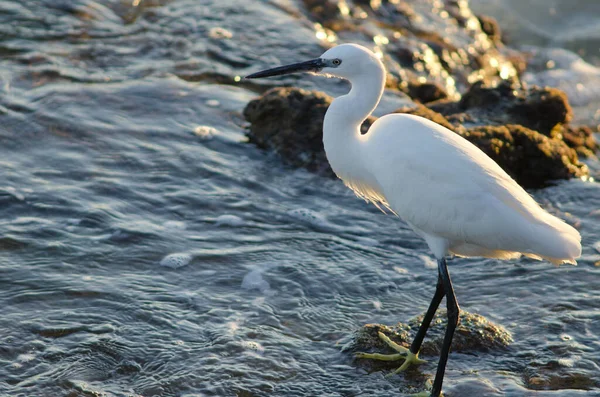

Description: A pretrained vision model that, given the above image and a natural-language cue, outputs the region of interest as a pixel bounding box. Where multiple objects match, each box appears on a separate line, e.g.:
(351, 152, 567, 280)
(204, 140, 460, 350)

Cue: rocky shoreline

(243, 0, 596, 188)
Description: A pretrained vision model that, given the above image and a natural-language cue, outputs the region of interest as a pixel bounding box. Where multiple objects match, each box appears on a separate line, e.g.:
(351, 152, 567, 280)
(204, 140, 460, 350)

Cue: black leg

(409, 273, 445, 355)
(430, 257, 460, 397)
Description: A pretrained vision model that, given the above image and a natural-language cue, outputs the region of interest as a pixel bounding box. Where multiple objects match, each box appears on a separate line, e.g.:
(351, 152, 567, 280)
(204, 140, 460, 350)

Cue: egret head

(245, 43, 381, 81)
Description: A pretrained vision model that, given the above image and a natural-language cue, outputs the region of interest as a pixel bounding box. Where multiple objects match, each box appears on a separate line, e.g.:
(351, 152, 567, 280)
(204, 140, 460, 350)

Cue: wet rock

(243, 87, 334, 176)
(459, 125, 587, 188)
(407, 82, 449, 104)
(348, 310, 512, 373)
(394, 103, 458, 132)
(507, 87, 573, 137)
(299, 0, 525, 101)
(476, 15, 503, 45)
(523, 362, 598, 391)
(561, 125, 599, 158)
(432, 81, 573, 136)
(244, 87, 591, 188)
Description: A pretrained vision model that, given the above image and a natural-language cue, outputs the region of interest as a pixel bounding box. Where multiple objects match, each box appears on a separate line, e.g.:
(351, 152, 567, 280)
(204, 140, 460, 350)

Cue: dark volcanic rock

(243, 87, 334, 176)
(431, 81, 574, 137)
(348, 310, 512, 373)
(562, 125, 599, 158)
(460, 125, 587, 188)
(476, 14, 503, 45)
(244, 86, 591, 188)
(523, 361, 599, 391)
(507, 86, 573, 136)
(394, 103, 458, 132)
(407, 82, 449, 104)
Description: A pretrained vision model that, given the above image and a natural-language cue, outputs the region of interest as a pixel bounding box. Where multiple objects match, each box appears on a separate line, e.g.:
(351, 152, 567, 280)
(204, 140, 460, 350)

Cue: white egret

(246, 43, 581, 397)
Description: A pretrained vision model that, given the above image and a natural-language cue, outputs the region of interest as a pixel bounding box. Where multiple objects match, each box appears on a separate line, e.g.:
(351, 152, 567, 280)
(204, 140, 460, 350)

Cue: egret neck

(322, 59, 386, 206)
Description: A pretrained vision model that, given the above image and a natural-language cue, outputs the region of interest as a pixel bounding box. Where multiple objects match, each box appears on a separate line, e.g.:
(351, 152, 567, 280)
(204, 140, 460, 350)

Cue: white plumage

(319, 44, 581, 265)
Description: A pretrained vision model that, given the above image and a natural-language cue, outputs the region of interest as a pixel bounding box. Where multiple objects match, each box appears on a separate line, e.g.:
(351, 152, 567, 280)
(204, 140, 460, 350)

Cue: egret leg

(389, 273, 445, 374)
(355, 267, 445, 373)
(355, 258, 459, 397)
(408, 273, 445, 356)
(430, 257, 460, 397)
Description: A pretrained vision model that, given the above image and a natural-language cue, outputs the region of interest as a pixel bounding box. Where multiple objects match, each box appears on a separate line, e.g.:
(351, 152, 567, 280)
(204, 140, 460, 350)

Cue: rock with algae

(347, 310, 512, 373)
(429, 80, 573, 137)
(243, 87, 336, 176)
(344, 310, 512, 395)
(523, 359, 599, 391)
(459, 125, 586, 189)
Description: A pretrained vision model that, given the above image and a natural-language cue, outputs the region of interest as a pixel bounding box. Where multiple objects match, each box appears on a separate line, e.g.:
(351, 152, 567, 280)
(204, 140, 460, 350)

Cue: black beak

(245, 58, 325, 79)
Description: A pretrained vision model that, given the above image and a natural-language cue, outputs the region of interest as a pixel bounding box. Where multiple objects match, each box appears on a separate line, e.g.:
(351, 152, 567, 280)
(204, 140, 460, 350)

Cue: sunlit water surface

(1, 1, 599, 396)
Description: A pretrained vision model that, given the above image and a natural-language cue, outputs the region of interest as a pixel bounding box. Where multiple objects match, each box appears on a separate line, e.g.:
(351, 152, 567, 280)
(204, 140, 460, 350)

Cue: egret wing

(364, 114, 580, 262)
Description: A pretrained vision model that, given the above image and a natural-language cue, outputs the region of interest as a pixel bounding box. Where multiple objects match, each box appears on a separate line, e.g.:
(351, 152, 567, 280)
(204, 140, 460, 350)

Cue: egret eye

(332, 58, 342, 66)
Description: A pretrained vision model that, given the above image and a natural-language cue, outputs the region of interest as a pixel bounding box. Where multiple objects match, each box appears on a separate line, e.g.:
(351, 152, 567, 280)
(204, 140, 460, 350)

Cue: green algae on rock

(562, 125, 599, 158)
(523, 360, 599, 391)
(460, 125, 587, 188)
(347, 310, 512, 373)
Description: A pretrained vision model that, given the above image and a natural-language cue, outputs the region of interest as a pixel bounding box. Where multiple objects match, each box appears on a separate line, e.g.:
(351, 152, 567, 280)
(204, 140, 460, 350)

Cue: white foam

(354, 236, 379, 246)
(241, 268, 273, 295)
(193, 125, 218, 139)
(227, 319, 241, 335)
(287, 208, 332, 230)
(419, 254, 438, 269)
(215, 214, 245, 227)
(17, 353, 35, 362)
(205, 99, 221, 107)
(160, 253, 193, 269)
(523, 47, 600, 107)
(240, 340, 265, 355)
(163, 221, 186, 230)
(393, 266, 408, 274)
(208, 27, 233, 40)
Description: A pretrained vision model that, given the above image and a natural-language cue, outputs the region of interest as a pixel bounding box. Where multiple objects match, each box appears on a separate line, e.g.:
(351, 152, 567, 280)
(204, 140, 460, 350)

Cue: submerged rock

(346, 311, 511, 394)
(348, 310, 512, 373)
(244, 86, 591, 188)
(523, 361, 598, 391)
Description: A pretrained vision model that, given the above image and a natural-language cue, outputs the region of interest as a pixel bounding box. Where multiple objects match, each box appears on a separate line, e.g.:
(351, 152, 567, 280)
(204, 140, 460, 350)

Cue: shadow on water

(0, 1, 599, 396)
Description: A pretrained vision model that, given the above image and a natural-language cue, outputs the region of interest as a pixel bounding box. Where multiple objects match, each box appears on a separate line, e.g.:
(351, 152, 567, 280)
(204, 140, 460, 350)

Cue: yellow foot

(355, 331, 427, 374)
